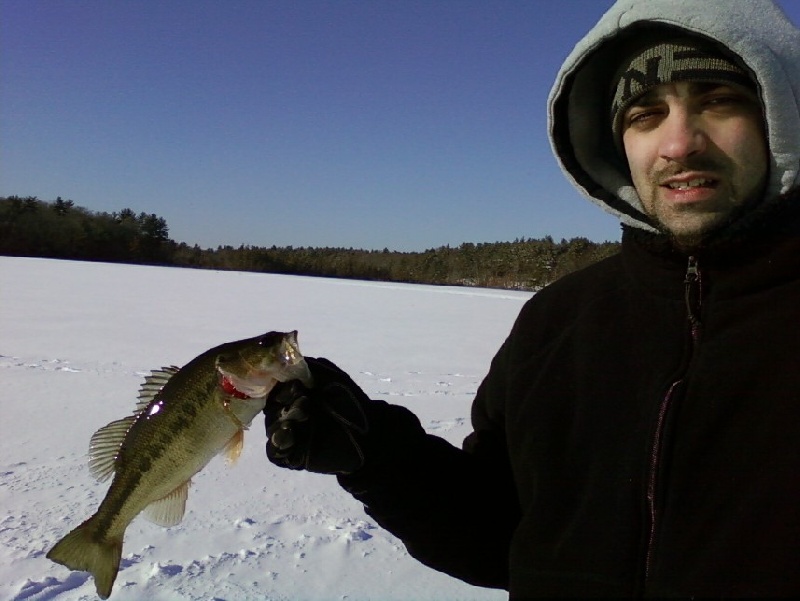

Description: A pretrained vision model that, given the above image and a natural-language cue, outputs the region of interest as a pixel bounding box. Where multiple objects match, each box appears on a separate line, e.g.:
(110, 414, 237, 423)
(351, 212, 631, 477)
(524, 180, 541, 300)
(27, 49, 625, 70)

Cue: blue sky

(3, 1, 799, 252)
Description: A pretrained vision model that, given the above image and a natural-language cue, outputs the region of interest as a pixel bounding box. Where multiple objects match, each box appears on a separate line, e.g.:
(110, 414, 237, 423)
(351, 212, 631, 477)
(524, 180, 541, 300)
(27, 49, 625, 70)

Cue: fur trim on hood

(548, 0, 800, 232)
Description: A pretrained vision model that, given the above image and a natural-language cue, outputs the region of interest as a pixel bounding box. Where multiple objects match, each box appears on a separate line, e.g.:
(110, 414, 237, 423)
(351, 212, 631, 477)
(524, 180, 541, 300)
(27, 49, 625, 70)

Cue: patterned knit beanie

(610, 37, 754, 148)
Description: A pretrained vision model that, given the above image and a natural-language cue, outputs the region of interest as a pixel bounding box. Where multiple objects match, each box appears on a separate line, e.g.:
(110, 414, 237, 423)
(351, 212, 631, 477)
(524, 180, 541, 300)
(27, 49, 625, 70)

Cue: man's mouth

(665, 177, 717, 190)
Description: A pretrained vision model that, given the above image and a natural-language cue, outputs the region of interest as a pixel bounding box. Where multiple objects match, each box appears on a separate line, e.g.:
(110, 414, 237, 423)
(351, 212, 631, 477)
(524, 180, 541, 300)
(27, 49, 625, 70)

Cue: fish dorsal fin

(142, 479, 191, 526)
(88, 416, 137, 482)
(88, 366, 180, 482)
(134, 366, 180, 414)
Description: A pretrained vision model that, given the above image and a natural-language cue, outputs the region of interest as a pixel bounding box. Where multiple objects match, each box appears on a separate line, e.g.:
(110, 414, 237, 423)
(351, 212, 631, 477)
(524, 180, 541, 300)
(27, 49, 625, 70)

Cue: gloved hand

(264, 357, 371, 474)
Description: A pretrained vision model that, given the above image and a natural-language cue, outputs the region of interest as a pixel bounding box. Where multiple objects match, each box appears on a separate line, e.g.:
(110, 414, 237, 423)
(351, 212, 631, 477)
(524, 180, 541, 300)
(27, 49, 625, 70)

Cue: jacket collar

(620, 186, 800, 299)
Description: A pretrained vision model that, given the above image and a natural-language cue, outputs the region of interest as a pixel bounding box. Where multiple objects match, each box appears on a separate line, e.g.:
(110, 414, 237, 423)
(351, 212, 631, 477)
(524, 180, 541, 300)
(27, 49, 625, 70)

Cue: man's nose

(658, 110, 707, 161)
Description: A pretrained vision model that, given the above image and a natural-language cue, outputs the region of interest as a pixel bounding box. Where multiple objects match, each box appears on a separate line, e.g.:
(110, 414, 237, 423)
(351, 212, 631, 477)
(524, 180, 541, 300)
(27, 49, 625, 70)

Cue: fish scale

(46, 330, 312, 599)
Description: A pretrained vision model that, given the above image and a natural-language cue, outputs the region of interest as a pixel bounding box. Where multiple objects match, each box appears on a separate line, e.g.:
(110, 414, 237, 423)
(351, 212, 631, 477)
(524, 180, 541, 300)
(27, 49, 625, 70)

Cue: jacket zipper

(642, 256, 703, 587)
(684, 256, 703, 343)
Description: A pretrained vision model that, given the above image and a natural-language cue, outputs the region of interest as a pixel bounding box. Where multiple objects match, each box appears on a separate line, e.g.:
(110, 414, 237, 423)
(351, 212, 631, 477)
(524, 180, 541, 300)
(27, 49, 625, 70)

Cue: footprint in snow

(150, 562, 183, 577)
(327, 519, 376, 542)
(235, 517, 257, 528)
(12, 573, 89, 601)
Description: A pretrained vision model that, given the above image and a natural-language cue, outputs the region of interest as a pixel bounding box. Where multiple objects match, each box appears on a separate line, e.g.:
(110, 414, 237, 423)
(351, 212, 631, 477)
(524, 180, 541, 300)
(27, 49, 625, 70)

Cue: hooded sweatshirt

(548, 0, 800, 232)
(338, 1, 800, 597)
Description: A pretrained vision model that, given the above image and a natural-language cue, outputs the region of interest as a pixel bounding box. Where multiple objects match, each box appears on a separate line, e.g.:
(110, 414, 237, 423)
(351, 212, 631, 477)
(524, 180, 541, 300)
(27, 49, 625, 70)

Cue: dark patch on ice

(120, 552, 145, 569)
(12, 572, 89, 600)
(349, 529, 373, 542)
(154, 563, 183, 576)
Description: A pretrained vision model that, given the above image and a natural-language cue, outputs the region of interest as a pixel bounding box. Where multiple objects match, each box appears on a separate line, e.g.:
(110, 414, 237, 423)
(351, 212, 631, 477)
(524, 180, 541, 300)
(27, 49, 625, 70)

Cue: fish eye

(258, 332, 281, 347)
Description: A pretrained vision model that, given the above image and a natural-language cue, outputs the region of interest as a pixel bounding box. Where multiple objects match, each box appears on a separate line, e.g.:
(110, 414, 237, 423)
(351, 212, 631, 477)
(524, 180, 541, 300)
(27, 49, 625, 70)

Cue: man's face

(621, 81, 768, 248)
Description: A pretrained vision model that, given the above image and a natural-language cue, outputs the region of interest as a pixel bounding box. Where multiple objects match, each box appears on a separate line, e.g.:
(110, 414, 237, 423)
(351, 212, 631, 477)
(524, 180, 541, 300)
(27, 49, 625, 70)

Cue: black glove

(264, 357, 371, 474)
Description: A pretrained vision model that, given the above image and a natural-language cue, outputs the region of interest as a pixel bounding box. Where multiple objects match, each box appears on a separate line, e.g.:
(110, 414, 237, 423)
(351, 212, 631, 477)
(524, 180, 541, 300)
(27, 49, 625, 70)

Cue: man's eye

(704, 89, 761, 109)
(626, 109, 660, 126)
(705, 95, 738, 106)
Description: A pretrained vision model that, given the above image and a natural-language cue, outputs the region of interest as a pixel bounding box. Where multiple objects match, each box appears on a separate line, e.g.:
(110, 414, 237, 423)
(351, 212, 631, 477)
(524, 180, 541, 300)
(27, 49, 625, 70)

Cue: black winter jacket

(339, 188, 800, 598)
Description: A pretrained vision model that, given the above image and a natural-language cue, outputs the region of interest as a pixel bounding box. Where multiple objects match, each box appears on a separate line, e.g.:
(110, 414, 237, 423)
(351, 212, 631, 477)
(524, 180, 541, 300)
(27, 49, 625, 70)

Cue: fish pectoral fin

(142, 479, 191, 527)
(88, 416, 137, 482)
(223, 428, 245, 464)
(220, 396, 266, 464)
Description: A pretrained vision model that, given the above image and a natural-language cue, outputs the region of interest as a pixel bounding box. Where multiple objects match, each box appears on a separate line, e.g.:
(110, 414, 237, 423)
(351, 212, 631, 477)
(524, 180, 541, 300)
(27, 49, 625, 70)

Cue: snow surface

(0, 257, 531, 601)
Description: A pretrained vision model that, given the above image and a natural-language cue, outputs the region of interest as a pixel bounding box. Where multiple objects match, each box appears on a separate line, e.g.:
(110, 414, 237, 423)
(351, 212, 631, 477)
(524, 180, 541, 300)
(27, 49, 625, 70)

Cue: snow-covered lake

(1, 256, 530, 601)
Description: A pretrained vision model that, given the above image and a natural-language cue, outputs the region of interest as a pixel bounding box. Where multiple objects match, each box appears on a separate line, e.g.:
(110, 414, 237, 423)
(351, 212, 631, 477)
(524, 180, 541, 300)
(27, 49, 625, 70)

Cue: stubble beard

(646, 170, 767, 251)
(642, 155, 760, 251)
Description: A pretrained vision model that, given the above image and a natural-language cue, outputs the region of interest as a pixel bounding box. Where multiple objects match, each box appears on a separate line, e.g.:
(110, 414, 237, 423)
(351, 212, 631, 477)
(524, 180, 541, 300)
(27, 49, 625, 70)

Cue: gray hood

(548, 0, 800, 232)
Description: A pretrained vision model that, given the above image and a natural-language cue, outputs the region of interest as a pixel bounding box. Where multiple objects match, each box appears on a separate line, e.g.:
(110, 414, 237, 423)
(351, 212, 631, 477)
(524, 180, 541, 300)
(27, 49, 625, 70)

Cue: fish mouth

(216, 331, 313, 398)
(218, 360, 312, 399)
(218, 367, 274, 399)
(277, 360, 313, 388)
(216, 347, 313, 397)
(220, 373, 259, 399)
(216, 349, 276, 398)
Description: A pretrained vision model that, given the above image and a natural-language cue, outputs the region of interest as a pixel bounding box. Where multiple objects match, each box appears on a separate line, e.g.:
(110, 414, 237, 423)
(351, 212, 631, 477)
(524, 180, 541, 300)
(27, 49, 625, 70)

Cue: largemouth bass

(46, 330, 312, 599)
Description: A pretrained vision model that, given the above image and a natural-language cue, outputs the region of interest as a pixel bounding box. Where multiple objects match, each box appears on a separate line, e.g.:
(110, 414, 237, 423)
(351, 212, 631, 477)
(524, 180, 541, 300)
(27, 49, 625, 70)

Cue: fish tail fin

(46, 517, 122, 600)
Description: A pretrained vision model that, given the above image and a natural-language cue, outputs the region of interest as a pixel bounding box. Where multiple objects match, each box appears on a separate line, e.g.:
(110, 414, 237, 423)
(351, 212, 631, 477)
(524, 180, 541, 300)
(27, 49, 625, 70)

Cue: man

(264, 0, 800, 596)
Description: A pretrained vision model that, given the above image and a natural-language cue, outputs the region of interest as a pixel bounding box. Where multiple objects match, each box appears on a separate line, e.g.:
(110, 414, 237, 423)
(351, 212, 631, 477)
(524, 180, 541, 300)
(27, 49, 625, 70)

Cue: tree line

(1, 196, 172, 264)
(1, 196, 620, 291)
